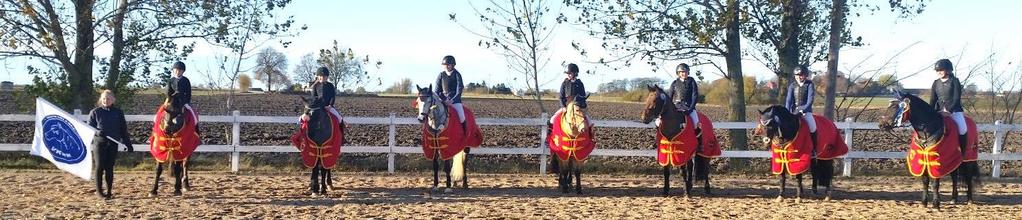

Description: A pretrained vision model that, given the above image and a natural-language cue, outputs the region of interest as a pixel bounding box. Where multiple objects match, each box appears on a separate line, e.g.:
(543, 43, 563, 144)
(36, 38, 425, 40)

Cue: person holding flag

(87, 90, 135, 199)
(31, 98, 99, 186)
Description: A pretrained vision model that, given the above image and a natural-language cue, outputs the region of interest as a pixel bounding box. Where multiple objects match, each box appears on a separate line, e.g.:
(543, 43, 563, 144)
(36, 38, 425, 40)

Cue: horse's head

(298, 96, 333, 145)
(878, 90, 913, 130)
(160, 100, 185, 136)
(754, 105, 791, 144)
(640, 85, 669, 124)
(414, 85, 447, 130)
(563, 95, 590, 136)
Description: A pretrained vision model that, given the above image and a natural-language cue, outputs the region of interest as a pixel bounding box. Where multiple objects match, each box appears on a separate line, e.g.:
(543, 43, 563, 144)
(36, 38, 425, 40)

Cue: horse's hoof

(824, 196, 832, 201)
(775, 196, 783, 202)
(795, 198, 802, 203)
(173, 191, 182, 196)
(149, 192, 158, 197)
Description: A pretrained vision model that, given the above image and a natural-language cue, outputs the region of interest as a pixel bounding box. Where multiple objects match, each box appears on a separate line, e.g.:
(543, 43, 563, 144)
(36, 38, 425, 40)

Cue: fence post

(992, 120, 1004, 178)
(388, 113, 396, 174)
(231, 110, 241, 173)
(843, 117, 854, 177)
(539, 113, 548, 175)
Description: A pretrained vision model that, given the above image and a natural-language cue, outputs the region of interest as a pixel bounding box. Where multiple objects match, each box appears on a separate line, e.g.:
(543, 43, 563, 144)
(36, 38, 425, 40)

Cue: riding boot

(958, 134, 968, 154)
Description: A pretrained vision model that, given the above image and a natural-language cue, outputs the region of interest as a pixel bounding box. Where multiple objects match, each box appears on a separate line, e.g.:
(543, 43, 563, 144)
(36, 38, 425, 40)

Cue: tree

(292, 53, 319, 85)
(254, 47, 290, 92)
(450, 0, 563, 115)
(385, 78, 413, 94)
(0, 0, 299, 110)
(566, 0, 750, 152)
(318, 40, 380, 90)
(238, 74, 252, 93)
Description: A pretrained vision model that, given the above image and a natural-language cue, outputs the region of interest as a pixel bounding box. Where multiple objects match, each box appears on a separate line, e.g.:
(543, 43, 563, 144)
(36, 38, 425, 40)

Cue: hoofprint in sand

(1, 171, 1021, 218)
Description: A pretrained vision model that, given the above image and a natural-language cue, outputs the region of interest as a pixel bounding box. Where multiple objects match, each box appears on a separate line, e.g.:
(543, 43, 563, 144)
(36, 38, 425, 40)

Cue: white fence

(2, 110, 1021, 177)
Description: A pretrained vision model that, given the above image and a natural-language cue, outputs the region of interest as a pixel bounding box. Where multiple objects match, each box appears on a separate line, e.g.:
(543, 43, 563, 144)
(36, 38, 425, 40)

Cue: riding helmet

(442, 55, 456, 65)
(172, 61, 186, 71)
(934, 59, 953, 72)
(316, 67, 330, 76)
(566, 63, 579, 75)
(794, 65, 810, 76)
(676, 63, 690, 73)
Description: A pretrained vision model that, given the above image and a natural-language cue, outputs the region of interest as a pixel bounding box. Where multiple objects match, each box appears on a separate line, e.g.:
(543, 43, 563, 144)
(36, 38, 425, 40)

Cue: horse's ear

(416, 84, 422, 91)
(646, 84, 655, 92)
(757, 108, 765, 115)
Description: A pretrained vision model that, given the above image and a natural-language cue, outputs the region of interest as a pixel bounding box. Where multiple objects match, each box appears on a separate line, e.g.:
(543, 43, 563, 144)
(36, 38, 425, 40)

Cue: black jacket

(88, 107, 134, 151)
(668, 77, 698, 113)
(167, 76, 191, 109)
(559, 79, 587, 108)
(930, 76, 964, 112)
(309, 82, 336, 109)
(434, 70, 464, 104)
(785, 80, 815, 113)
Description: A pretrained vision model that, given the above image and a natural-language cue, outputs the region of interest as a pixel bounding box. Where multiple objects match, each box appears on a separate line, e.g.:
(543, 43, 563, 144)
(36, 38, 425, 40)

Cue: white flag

(30, 98, 96, 180)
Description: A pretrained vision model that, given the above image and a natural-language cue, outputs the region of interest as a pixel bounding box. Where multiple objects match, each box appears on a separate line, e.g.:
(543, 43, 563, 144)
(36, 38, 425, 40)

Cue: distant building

(0, 81, 13, 91)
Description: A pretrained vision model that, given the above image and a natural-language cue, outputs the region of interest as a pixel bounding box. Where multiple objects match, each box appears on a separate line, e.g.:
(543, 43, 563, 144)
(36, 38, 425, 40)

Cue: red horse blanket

(149, 105, 200, 162)
(655, 112, 721, 166)
(907, 116, 978, 178)
(770, 115, 849, 175)
(290, 112, 344, 169)
(422, 106, 482, 160)
(547, 112, 596, 161)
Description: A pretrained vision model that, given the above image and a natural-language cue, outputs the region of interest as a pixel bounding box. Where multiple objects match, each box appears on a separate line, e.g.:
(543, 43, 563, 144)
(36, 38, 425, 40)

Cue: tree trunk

(71, 0, 96, 110)
(823, 0, 846, 120)
(724, 0, 748, 154)
(104, 0, 129, 94)
(776, 0, 805, 106)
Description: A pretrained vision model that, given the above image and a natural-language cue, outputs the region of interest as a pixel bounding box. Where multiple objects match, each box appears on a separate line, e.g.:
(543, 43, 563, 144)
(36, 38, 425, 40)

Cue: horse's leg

(683, 162, 693, 198)
(431, 156, 440, 193)
(662, 166, 671, 197)
(150, 162, 163, 197)
(559, 159, 569, 193)
(326, 167, 334, 190)
(172, 161, 183, 196)
(463, 148, 470, 189)
(444, 159, 453, 192)
(951, 168, 960, 204)
(574, 159, 582, 195)
(796, 174, 804, 203)
(697, 156, 712, 195)
(310, 163, 320, 195)
(320, 166, 329, 195)
(933, 178, 942, 210)
(182, 160, 191, 192)
(967, 163, 976, 204)
(564, 160, 574, 193)
(921, 177, 931, 207)
(777, 173, 787, 201)
(811, 159, 819, 195)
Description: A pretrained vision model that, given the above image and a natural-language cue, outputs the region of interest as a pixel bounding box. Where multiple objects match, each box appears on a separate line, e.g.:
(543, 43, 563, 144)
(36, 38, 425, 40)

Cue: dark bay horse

(754, 105, 847, 202)
(639, 85, 718, 197)
(149, 101, 199, 196)
(878, 91, 981, 209)
(293, 96, 344, 196)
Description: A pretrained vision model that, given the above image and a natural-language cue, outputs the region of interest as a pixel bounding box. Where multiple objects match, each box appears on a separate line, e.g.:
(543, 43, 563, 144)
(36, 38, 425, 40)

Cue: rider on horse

(785, 65, 817, 148)
(931, 59, 969, 152)
(301, 67, 342, 123)
(550, 63, 590, 126)
(167, 62, 194, 118)
(668, 63, 699, 127)
(435, 55, 467, 132)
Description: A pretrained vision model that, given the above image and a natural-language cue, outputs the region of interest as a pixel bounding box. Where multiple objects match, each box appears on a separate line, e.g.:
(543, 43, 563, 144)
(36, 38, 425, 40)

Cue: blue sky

(2, 0, 1020, 91)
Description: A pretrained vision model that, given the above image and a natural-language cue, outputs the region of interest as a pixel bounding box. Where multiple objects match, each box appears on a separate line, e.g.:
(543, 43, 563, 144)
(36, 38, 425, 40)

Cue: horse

(414, 85, 482, 194)
(547, 95, 596, 194)
(877, 91, 981, 209)
(753, 105, 848, 202)
(639, 85, 721, 197)
(291, 96, 344, 196)
(148, 100, 200, 197)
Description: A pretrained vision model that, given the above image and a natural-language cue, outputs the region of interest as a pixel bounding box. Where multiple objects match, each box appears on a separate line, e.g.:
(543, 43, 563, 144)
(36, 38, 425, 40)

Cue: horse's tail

(812, 159, 835, 187)
(451, 150, 467, 182)
(694, 155, 710, 181)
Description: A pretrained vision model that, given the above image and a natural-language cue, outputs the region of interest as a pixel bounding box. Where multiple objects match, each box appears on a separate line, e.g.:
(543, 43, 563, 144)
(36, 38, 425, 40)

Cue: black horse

(300, 96, 340, 196)
(878, 91, 981, 209)
(639, 85, 712, 197)
(150, 103, 191, 197)
(754, 105, 837, 202)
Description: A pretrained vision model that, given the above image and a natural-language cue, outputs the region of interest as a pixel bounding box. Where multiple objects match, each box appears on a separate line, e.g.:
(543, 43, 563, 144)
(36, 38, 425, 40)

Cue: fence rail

(2, 111, 1020, 177)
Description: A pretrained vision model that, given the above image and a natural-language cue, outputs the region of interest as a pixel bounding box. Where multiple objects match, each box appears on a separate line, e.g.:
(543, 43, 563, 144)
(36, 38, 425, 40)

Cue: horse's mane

(899, 92, 939, 119)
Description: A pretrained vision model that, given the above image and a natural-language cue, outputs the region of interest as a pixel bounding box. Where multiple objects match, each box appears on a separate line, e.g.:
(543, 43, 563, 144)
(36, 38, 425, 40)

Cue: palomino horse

(414, 85, 483, 193)
(754, 105, 848, 202)
(547, 95, 596, 194)
(878, 91, 980, 209)
(291, 96, 344, 196)
(639, 85, 721, 197)
(149, 101, 200, 196)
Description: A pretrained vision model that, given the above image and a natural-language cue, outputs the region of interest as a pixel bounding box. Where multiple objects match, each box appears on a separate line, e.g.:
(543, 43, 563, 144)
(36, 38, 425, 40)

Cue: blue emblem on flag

(41, 115, 87, 164)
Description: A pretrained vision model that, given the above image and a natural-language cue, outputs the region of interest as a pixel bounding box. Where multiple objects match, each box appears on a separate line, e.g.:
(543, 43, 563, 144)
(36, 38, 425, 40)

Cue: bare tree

(450, 0, 562, 114)
(254, 47, 290, 92)
(292, 53, 319, 85)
